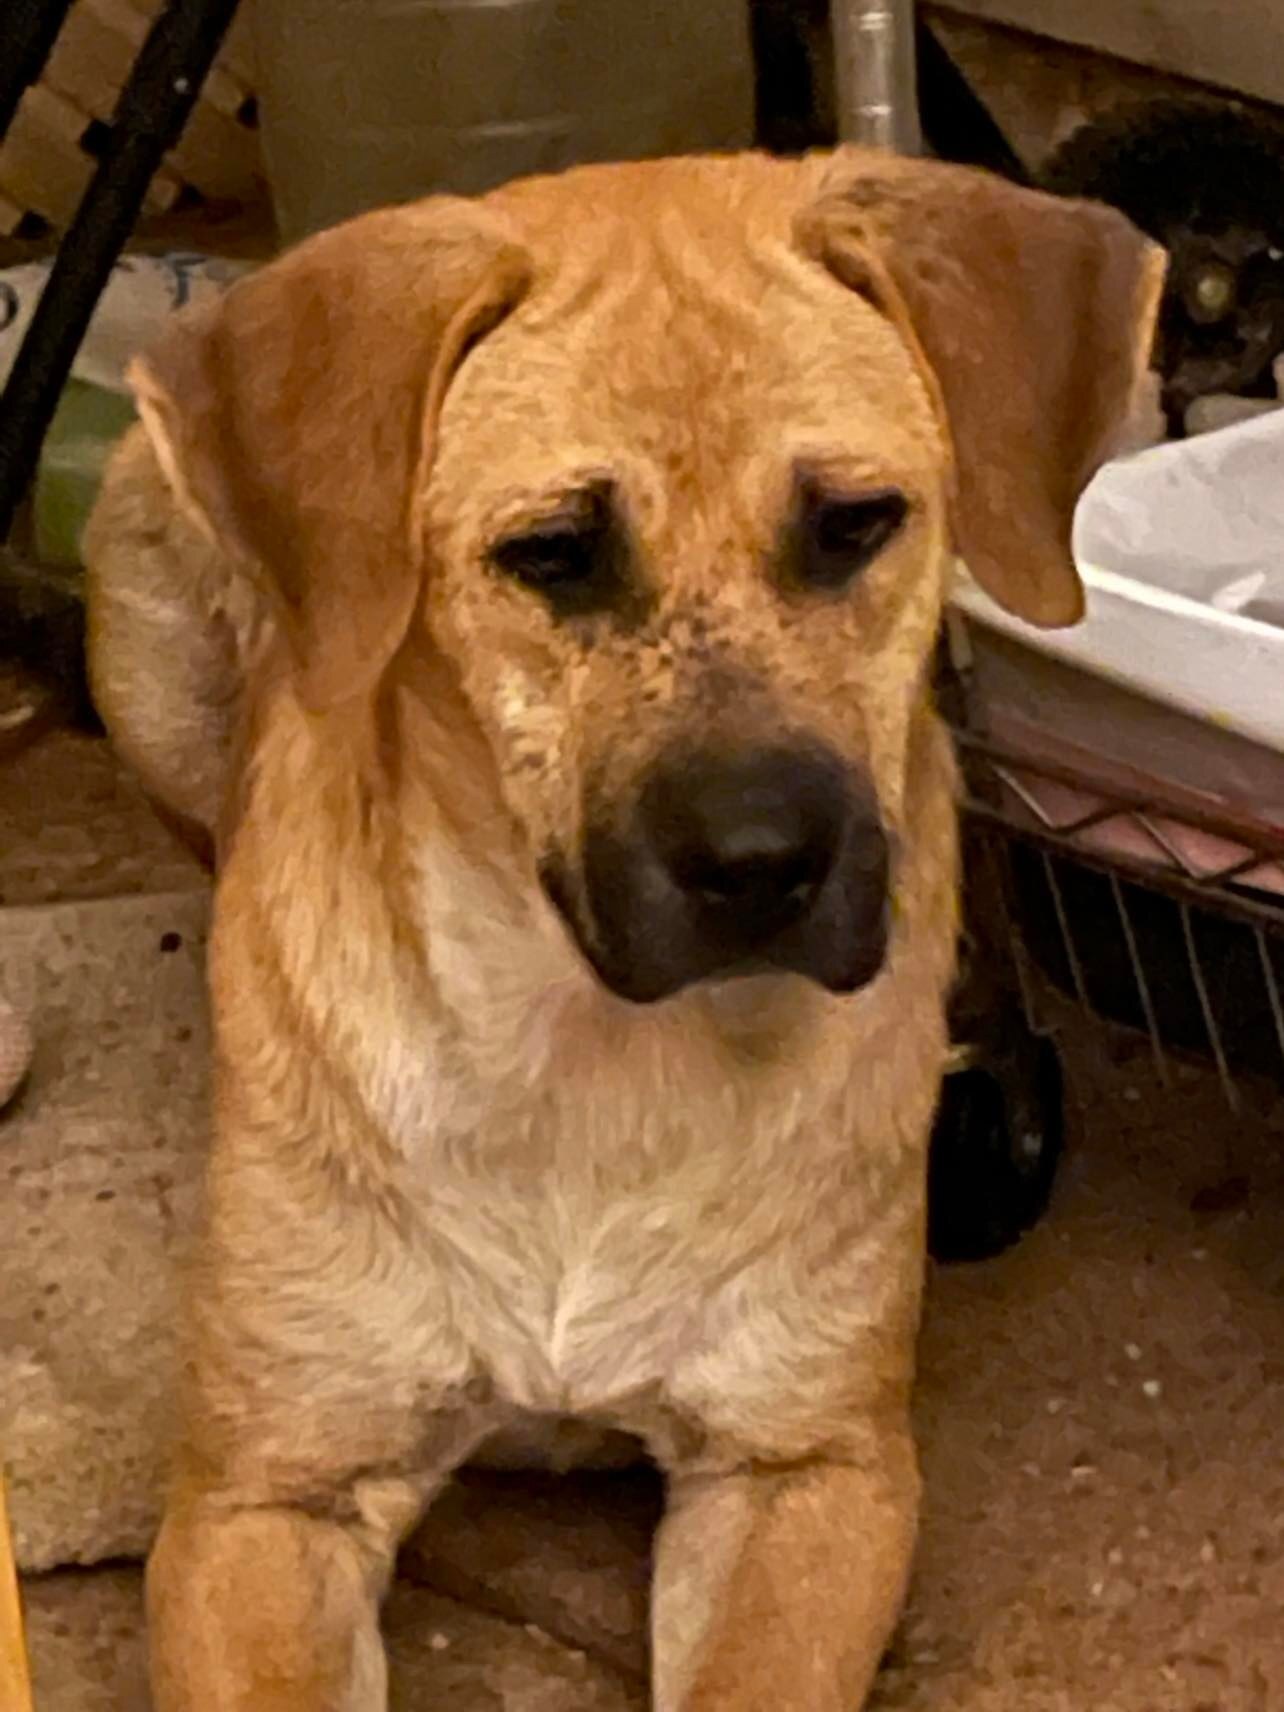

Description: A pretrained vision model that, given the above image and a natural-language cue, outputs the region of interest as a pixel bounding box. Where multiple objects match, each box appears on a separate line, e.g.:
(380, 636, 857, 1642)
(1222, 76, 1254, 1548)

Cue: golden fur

(84, 148, 1162, 1710)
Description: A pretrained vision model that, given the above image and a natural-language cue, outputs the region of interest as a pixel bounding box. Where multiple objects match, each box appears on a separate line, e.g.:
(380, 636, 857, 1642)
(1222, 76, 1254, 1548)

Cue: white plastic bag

(1073, 406, 1284, 629)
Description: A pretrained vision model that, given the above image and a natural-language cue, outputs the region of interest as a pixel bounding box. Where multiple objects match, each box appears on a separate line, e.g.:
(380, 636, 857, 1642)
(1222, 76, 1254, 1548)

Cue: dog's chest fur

(210, 697, 958, 1444)
(404, 1018, 925, 1419)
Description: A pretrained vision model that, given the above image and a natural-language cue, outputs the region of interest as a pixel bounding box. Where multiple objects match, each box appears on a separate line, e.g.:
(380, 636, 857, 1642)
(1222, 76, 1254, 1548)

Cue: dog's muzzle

(542, 745, 891, 1004)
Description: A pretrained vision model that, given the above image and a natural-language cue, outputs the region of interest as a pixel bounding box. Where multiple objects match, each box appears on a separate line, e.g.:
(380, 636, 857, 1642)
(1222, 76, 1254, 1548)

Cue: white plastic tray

(953, 560, 1284, 759)
(952, 405, 1284, 759)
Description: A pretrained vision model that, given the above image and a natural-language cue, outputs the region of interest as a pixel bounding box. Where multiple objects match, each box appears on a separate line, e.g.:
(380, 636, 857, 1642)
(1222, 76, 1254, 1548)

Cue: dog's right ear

(799, 152, 1165, 628)
(129, 200, 531, 710)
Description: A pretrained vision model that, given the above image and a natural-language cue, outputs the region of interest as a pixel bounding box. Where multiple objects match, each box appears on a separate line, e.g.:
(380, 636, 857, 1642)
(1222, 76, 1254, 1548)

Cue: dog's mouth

(538, 859, 683, 1004)
(539, 746, 892, 1006)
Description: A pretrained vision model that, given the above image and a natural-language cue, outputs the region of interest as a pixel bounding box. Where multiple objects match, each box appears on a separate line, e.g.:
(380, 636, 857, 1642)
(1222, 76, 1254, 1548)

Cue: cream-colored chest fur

(207, 692, 957, 1457)
(401, 974, 941, 1435)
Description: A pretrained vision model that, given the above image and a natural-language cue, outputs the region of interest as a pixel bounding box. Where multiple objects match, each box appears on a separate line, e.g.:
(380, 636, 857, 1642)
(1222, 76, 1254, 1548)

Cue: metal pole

(831, 0, 922, 155)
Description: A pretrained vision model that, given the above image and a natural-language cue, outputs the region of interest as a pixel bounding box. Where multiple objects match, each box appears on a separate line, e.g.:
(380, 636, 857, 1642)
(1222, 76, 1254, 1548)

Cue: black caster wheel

(927, 1026, 1065, 1264)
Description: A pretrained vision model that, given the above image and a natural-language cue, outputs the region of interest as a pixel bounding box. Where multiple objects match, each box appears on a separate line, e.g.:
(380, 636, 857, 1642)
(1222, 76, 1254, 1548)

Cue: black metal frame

(956, 732, 1284, 1103)
(0, 0, 244, 545)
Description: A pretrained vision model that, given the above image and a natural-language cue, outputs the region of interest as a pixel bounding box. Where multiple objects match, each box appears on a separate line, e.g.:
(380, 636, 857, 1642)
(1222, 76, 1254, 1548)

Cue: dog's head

(130, 152, 1162, 1004)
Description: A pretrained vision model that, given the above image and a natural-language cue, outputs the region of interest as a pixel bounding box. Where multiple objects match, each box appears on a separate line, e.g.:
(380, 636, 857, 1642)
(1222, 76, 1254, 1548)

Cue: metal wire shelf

(954, 730, 1284, 1109)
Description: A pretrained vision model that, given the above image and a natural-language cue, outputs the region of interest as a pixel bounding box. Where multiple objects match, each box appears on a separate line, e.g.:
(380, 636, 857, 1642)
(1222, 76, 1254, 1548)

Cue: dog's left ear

(798, 151, 1166, 626)
(127, 199, 532, 709)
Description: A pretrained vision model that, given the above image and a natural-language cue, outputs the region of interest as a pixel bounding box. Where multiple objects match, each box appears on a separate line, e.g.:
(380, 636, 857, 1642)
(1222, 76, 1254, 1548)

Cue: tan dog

(84, 148, 1162, 1711)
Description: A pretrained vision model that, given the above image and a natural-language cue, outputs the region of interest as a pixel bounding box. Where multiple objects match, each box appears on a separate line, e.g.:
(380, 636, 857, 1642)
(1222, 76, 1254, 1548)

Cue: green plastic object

(32, 380, 137, 569)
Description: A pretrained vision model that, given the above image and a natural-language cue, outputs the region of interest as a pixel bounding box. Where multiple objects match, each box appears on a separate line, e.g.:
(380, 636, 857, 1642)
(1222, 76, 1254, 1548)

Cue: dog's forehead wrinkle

(432, 207, 944, 550)
(509, 162, 794, 310)
(519, 237, 664, 352)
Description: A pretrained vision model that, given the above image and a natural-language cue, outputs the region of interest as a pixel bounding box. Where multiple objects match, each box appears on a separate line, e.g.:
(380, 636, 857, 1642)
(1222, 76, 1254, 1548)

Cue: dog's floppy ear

(128, 200, 531, 708)
(798, 151, 1166, 626)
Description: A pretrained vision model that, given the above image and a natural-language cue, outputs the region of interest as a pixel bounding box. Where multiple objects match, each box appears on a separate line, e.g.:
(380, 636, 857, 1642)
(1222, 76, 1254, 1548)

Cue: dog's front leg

(652, 1434, 919, 1712)
(147, 1478, 424, 1712)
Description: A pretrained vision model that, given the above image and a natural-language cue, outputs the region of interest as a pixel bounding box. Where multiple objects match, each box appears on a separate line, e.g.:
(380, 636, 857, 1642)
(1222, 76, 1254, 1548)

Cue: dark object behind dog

(1043, 99, 1284, 435)
(0, 552, 99, 730)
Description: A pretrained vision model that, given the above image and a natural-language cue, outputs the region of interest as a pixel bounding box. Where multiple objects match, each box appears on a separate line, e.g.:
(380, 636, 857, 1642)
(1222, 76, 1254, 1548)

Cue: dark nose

(643, 749, 847, 927)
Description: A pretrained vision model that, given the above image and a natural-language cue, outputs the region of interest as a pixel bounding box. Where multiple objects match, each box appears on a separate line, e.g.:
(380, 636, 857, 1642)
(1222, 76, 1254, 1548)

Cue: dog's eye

(801, 490, 909, 592)
(488, 483, 650, 623)
(493, 528, 598, 590)
(489, 488, 650, 625)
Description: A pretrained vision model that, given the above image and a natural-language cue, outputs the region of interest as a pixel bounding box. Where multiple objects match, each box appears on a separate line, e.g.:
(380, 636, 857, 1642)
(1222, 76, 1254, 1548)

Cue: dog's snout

(644, 752, 842, 923)
(560, 744, 892, 1004)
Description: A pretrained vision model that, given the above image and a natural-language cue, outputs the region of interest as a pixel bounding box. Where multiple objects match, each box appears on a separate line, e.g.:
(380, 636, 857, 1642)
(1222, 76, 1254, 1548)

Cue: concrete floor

(5, 730, 1283, 1711)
